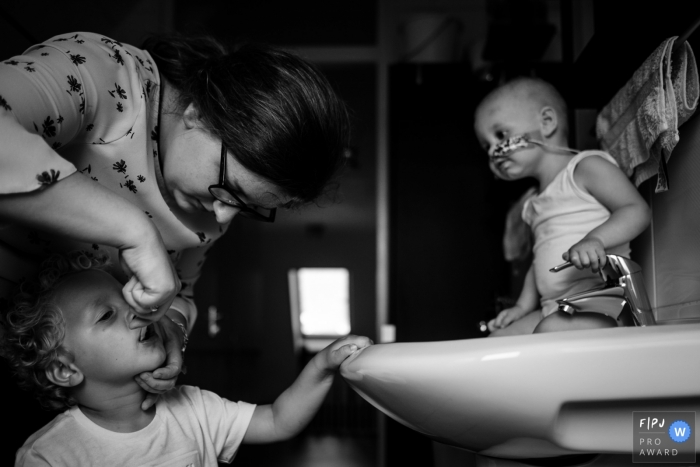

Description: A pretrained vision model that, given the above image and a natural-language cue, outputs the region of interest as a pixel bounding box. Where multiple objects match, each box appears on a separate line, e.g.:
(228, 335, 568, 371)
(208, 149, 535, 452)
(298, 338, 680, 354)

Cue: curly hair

(0, 251, 109, 411)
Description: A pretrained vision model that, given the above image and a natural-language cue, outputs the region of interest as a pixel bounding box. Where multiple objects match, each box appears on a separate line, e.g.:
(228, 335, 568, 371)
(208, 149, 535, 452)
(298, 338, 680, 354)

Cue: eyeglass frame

(207, 144, 277, 223)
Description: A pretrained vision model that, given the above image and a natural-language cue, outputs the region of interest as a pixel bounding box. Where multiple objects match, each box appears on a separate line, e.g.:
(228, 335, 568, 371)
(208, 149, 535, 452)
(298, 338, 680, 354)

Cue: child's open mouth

(139, 324, 156, 343)
(495, 158, 509, 171)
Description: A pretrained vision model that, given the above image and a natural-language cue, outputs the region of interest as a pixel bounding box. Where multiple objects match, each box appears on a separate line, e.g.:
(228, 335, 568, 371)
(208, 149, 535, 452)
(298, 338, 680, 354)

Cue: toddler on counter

(474, 77, 651, 336)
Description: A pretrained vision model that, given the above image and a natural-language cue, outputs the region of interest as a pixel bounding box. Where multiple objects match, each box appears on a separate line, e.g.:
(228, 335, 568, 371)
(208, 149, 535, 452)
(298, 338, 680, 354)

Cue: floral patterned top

(0, 32, 227, 329)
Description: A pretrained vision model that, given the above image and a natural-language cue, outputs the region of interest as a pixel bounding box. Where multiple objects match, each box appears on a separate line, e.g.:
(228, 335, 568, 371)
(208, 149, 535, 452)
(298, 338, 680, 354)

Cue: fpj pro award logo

(633, 412, 695, 463)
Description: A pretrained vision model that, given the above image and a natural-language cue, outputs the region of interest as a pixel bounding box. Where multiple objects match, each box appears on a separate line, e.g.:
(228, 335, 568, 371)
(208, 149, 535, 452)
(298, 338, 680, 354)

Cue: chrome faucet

(553, 255, 656, 327)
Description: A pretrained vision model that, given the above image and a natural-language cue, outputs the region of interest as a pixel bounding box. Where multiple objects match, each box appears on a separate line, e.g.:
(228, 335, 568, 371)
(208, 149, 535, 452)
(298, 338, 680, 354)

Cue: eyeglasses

(208, 145, 277, 223)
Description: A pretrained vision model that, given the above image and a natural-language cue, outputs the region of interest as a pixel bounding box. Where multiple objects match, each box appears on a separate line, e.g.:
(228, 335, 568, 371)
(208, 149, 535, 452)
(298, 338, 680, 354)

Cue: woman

(0, 32, 349, 410)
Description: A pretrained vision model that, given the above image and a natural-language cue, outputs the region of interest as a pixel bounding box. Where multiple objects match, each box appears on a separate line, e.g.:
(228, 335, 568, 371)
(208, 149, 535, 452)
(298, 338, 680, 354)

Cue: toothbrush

(549, 261, 574, 273)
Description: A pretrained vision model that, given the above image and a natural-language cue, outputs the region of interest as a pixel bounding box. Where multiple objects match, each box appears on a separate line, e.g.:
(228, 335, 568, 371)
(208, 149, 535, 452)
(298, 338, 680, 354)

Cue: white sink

(340, 324, 700, 459)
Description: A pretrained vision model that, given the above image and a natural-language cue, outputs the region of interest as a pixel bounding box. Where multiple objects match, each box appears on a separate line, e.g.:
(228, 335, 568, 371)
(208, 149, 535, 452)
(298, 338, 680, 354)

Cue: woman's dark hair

(142, 34, 350, 205)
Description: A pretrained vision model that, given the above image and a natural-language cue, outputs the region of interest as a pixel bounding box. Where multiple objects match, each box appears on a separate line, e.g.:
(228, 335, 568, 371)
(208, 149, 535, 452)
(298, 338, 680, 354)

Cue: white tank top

(522, 150, 631, 316)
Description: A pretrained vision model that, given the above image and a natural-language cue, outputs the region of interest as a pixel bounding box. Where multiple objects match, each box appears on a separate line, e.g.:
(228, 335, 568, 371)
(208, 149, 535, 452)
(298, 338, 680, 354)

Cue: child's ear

(182, 102, 200, 130)
(539, 106, 558, 138)
(45, 354, 84, 388)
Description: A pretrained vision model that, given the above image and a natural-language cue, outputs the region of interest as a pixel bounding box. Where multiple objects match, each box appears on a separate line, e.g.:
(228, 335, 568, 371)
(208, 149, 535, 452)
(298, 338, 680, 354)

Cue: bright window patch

(290, 268, 351, 337)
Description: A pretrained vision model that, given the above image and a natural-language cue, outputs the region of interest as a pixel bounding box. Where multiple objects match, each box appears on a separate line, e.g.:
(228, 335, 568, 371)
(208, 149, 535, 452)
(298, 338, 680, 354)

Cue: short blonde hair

(1, 251, 109, 411)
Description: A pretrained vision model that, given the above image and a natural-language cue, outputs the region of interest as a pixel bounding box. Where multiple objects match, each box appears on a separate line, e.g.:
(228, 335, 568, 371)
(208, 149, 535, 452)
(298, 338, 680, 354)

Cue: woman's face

(160, 106, 289, 225)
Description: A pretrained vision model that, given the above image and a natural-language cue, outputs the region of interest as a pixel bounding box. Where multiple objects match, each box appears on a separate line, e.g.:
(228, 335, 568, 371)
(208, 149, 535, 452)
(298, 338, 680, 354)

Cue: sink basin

(340, 324, 700, 459)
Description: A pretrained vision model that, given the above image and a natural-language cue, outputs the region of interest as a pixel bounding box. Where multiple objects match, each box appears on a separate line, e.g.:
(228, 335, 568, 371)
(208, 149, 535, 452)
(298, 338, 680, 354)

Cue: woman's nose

(212, 200, 240, 225)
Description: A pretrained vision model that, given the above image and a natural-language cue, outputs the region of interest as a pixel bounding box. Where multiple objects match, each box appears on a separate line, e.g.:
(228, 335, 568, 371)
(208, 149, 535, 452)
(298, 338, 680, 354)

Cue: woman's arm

(0, 37, 180, 320)
(243, 335, 372, 443)
(0, 165, 180, 321)
(168, 244, 215, 331)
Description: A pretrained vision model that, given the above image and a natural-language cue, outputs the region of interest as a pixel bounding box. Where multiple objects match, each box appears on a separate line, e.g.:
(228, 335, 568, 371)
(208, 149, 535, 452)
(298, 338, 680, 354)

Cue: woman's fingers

(153, 318, 185, 377)
(133, 319, 185, 408)
(135, 374, 169, 411)
(136, 371, 175, 393)
(118, 231, 180, 319)
(123, 280, 174, 325)
(141, 393, 160, 411)
(134, 375, 152, 392)
(122, 276, 171, 327)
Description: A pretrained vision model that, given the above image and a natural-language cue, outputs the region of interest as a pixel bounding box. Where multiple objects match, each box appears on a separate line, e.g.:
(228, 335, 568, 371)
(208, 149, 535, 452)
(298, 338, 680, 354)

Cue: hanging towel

(596, 37, 699, 192)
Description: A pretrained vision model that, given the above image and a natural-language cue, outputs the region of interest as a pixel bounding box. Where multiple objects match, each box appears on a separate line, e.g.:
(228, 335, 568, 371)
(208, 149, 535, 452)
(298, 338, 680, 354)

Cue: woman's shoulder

(24, 32, 159, 143)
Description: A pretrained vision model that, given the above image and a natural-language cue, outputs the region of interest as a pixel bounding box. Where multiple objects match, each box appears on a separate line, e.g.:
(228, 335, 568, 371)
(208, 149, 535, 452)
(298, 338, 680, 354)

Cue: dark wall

(0, 1, 172, 58)
(174, 0, 376, 46)
(182, 225, 377, 403)
(573, 0, 700, 109)
(389, 64, 500, 343)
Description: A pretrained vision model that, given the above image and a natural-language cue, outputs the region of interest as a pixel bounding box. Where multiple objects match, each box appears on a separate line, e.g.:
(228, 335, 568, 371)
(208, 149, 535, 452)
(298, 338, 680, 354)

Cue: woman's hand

(134, 315, 186, 410)
(120, 227, 181, 325)
(0, 162, 181, 325)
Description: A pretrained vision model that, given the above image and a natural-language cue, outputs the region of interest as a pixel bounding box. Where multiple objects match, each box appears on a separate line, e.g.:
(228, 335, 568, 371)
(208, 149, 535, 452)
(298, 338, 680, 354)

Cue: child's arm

(488, 265, 540, 331)
(243, 334, 372, 443)
(566, 156, 651, 272)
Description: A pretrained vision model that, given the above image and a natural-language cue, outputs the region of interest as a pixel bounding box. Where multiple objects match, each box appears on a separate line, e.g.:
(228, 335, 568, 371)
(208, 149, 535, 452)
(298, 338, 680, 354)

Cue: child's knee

(534, 311, 617, 334)
(533, 311, 570, 333)
(489, 312, 542, 337)
(488, 327, 513, 338)
(575, 312, 618, 330)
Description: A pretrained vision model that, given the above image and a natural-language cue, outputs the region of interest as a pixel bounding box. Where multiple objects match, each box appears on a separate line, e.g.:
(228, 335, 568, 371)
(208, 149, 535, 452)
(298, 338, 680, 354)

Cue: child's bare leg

(533, 311, 618, 334)
(489, 311, 542, 337)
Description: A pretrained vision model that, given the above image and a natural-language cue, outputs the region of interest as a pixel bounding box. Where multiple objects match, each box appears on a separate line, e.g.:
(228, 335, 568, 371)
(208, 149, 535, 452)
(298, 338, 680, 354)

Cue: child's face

(54, 269, 166, 384)
(474, 94, 542, 180)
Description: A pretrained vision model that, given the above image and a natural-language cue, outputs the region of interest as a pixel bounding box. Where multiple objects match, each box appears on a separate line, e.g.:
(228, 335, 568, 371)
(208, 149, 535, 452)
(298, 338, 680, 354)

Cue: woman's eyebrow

(226, 179, 284, 209)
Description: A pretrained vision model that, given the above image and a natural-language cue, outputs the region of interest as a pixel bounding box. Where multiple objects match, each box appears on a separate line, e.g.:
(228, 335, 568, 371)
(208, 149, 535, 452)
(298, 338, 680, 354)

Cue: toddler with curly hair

(2, 251, 371, 466)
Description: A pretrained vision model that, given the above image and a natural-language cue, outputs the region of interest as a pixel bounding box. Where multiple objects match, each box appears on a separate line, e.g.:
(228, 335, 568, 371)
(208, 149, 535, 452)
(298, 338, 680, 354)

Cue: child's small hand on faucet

(563, 236, 607, 273)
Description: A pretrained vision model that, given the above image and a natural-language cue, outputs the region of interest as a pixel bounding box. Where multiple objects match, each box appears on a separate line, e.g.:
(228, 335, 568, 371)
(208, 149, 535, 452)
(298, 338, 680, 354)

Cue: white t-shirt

(15, 386, 256, 467)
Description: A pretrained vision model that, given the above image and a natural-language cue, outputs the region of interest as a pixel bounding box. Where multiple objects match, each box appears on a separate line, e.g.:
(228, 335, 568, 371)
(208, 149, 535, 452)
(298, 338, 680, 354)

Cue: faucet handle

(551, 254, 654, 326)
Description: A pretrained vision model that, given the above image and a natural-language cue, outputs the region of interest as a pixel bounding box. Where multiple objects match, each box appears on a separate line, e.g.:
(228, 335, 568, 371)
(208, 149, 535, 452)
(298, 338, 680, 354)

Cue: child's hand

(563, 236, 607, 273)
(488, 306, 528, 331)
(315, 335, 373, 374)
